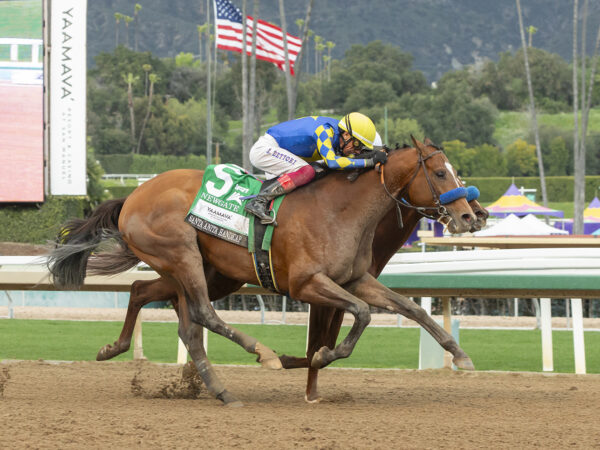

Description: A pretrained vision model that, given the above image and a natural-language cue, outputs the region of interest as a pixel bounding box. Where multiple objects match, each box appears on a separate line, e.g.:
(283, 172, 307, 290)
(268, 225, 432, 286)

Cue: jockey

(245, 112, 388, 225)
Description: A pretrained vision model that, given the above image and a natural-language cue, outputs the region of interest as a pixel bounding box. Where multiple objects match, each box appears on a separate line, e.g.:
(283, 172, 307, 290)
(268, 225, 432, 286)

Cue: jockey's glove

(352, 149, 379, 160)
(365, 150, 388, 167)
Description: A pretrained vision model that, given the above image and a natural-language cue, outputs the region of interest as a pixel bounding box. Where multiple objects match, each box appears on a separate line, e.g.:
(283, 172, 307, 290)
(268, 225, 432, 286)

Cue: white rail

(0, 251, 595, 373)
(0, 38, 43, 68)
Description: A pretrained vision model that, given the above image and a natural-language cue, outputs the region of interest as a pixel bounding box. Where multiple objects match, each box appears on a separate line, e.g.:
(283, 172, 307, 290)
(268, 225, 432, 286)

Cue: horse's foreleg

(291, 273, 371, 369)
(305, 306, 344, 403)
(97, 278, 177, 361)
(278, 305, 345, 402)
(344, 274, 474, 370)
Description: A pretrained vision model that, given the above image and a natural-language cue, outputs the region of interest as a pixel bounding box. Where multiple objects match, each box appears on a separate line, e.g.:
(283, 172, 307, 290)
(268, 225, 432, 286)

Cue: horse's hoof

(218, 390, 243, 407)
(304, 394, 321, 404)
(96, 343, 125, 361)
(310, 346, 330, 369)
(255, 342, 282, 370)
(260, 357, 283, 370)
(453, 356, 475, 370)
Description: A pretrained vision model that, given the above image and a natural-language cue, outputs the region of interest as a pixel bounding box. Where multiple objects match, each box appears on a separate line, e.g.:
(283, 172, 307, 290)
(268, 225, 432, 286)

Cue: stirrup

(260, 215, 277, 226)
(245, 198, 277, 226)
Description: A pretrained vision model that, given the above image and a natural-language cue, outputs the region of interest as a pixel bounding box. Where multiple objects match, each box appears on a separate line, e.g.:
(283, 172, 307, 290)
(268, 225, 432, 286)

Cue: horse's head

(383, 136, 476, 234)
(467, 198, 489, 231)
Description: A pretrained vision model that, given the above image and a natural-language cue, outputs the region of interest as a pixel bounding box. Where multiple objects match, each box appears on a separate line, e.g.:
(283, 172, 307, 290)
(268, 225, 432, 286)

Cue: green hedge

(0, 196, 87, 244)
(105, 185, 137, 198)
(463, 176, 600, 203)
(97, 153, 207, 174)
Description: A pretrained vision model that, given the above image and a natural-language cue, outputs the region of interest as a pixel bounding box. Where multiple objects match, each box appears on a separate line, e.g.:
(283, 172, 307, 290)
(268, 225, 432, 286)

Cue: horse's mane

(309, 139, 444, 185)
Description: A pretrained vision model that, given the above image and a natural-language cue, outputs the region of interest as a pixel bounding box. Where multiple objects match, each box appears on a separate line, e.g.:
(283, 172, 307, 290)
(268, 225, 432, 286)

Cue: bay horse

(92, 194, 488, 402)
(49, 137, 477, 406)
(92, 195, 488, 402)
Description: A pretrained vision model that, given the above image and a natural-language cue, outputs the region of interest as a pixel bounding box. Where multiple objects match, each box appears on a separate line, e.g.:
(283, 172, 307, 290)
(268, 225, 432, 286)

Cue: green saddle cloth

(185, 163, 283, 251)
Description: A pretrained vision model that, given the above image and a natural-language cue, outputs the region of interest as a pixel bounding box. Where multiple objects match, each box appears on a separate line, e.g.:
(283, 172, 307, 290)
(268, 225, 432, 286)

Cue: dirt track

(1, 360, 599, 449)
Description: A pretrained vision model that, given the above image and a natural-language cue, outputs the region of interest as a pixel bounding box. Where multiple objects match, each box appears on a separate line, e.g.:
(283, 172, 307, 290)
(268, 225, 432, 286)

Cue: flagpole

(241, 0, 250, 171)
(206, 0, 213, 166)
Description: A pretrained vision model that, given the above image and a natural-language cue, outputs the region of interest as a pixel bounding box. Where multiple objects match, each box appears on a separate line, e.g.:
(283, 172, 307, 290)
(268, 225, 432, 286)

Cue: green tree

(322, 41, 427, 112)
(472, 144, 508, 176)
(506, 138, 538, 176)
(545, 136, 570, 176)
(175, 52, 199, 68)
(86, 145, 109, 208)
(343, 79, 397, 111)
(398, 76, 498, 146)
(441, 140, 475, 176)
(376, 117, 423, 147)
(472, 48, 572, 111)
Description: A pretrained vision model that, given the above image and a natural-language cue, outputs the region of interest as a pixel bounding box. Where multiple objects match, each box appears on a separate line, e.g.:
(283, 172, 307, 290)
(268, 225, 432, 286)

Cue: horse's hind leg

(175, 290, 242, 407)
(96, 263, 241, 361)
(345, 273, 474, 370)
(149, 242, 282, 370)
(97, 278, 177, 361)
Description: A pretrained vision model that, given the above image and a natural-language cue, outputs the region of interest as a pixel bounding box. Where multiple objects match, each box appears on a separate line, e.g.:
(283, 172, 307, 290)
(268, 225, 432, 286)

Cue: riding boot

(244, 179, 287, 225)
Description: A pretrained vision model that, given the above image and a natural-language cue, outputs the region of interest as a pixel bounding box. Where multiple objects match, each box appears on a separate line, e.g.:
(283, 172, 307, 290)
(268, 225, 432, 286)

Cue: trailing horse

(49, 137, 477, 406)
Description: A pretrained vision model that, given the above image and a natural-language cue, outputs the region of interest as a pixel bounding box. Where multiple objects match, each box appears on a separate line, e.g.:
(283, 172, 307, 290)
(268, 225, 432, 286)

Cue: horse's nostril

(462, 213, 473, 223)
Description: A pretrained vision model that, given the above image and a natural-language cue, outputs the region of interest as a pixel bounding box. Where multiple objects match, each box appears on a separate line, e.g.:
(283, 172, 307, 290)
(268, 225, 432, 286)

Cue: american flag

(214, 0, 302, 75)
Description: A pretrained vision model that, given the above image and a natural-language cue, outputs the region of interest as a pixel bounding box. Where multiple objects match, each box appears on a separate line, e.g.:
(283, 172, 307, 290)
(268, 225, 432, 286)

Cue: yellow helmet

(338, 112, 377, 150)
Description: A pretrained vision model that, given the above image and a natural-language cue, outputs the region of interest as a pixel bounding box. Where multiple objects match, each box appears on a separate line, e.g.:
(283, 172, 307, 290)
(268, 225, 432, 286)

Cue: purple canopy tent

(486, 184, 564, 218)
(557, 197, 600, 235)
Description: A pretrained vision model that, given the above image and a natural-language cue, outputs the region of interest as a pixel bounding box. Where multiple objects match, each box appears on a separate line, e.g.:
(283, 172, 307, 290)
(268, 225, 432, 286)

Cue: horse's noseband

(439, 187, 468, 205)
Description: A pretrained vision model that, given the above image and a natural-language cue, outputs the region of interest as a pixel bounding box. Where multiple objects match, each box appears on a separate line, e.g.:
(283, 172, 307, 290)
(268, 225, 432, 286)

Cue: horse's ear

(424, 137, 434, 146)
(410, 134, 424, 153)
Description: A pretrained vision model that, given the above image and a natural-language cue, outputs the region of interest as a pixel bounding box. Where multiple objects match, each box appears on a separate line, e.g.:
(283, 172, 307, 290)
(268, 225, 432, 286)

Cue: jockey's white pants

(249, 133, 309, 180)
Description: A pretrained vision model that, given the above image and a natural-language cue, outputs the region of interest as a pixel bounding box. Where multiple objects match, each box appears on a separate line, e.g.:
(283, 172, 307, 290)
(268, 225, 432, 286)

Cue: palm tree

(326, 41, 335, 81)
(526, 25, 537, 47)
(572, 0, 583, 234)
(197, 23, 209, 62)
(123, 15, 133, 49)
(122, 72, 140, 154)
(114, 13, 123, 47)
(279, 0, 294, 120)
(137, 73, 158, 154)
(572, 0, 600, 234)
(133, 4, 142, 51)
(314, 35, 323, 74)
(291, 0, 314, 112)
(515, 0, 548, 208)
(316, 42, 325, 81)
(142, 64, 151, 96)
(306, 29, 314, 73)
(247, 0, 259, 155)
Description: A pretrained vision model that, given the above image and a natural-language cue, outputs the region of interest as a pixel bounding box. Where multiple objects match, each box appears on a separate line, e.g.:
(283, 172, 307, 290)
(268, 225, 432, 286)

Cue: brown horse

(93, 197, 487, 363)
(93, 196, 488, 402)
(49, 137, 477, 406)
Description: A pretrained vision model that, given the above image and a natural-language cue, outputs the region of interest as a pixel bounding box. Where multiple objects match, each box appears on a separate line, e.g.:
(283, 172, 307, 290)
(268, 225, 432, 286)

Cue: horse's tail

(47, 198, 140, 289)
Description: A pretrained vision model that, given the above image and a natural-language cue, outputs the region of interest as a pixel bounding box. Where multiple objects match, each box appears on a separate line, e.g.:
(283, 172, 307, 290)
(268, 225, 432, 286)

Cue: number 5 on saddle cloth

(185, 163, 283, 292)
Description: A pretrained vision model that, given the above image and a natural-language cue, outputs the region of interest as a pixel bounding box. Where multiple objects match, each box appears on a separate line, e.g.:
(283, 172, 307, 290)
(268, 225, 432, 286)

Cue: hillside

(87, 0, 600, 81)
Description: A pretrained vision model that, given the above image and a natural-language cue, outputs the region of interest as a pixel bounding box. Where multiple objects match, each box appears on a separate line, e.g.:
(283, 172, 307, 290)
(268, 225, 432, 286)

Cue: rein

(377, 147, 468, 228)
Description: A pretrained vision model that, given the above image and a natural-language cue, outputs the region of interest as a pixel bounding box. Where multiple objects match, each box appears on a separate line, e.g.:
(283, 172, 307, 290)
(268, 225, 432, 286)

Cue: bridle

(378, 145, 467, 229)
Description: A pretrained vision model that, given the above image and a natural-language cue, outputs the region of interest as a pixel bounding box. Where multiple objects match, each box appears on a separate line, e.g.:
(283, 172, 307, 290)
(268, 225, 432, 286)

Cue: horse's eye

(435, 170, 446, 178)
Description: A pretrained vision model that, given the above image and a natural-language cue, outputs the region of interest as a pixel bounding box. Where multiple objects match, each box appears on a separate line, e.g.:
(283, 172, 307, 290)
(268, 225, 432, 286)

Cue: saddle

(185, 164, 284, 292)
